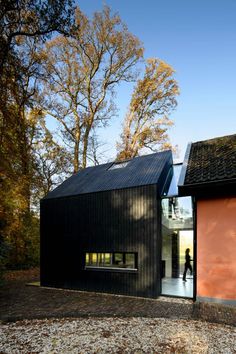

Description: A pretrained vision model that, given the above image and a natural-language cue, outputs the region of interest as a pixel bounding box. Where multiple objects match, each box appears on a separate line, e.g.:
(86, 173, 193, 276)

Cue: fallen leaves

(0, 317, 235, 354)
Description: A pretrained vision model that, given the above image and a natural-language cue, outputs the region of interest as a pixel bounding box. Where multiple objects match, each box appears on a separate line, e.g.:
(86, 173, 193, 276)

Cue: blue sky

(78, 0, 236, 161)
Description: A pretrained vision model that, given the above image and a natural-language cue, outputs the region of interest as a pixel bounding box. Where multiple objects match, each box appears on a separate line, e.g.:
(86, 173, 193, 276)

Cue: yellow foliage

(116, 58, 179, 160)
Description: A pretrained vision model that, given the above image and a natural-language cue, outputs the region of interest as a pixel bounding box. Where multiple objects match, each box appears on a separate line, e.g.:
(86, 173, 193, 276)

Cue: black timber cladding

(44, 150, 173, 199)
(41, 151, 172, 298)
(178, 134, 236, 196)
(41, 185, 161, 298)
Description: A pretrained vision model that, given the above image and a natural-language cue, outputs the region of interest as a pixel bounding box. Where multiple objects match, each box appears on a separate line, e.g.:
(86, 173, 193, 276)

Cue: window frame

(107, 161, 130, 170)
(85, 252, 138, 272)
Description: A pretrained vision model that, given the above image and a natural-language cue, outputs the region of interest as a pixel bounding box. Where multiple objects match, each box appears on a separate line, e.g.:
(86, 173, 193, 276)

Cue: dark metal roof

(178, 134, 236, 196)
(44, 150, 173, 199)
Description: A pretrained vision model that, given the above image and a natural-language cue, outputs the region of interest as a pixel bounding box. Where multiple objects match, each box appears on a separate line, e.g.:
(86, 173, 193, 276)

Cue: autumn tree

(0, 36, 43, 267)
(33, 129, 71, 199)
(86, 131, 109, 166)
(0, 0, 76, 162)
(42, 6, 143, 172)
(0, 0, 76, 187)
(0, 0, 75, 73)
(0, 0, 76, 139)
(116, 58, 179, 160)
(0, 105, 44, 267)
(0, 0, 76, 269)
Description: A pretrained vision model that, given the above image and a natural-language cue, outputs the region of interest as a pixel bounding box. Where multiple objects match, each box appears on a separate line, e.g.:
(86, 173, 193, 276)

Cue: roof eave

(178, 178, 236, 197)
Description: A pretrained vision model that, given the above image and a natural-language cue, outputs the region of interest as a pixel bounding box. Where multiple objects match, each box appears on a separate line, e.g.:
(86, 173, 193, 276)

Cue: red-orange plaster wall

(197, 197, 236, 301)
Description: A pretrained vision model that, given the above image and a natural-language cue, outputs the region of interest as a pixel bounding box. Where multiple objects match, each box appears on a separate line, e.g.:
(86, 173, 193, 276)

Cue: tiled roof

(44, 150, 172, 199)
(184, 134, 236, 186)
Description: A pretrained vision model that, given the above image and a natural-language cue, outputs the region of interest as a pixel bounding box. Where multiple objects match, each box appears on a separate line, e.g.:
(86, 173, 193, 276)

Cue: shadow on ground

(0, 268, 235, 326)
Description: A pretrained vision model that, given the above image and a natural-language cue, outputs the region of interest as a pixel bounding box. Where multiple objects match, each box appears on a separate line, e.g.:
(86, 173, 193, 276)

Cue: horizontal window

(85, 252, 137, 270)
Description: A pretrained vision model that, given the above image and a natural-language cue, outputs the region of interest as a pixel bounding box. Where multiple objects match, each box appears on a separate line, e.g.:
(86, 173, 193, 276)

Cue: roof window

(108, 161, 130, 170)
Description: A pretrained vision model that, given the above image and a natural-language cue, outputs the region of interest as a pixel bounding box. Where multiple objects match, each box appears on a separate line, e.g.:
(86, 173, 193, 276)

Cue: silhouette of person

(183, 248, 192, 281)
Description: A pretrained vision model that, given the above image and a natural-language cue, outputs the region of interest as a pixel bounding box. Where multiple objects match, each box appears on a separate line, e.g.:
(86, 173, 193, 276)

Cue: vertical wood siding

(41, 185, 161, 298)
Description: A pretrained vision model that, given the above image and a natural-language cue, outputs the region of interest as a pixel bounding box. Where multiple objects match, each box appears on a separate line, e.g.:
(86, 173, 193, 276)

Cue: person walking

(183, 248, 192, 281)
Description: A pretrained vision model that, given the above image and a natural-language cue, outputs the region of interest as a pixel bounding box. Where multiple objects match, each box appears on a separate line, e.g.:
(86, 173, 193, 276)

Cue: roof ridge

(192, 133, 236, 145)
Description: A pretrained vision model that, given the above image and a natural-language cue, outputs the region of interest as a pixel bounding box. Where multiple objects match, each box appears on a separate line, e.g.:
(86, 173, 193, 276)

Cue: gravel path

(0, 317, 235, 354)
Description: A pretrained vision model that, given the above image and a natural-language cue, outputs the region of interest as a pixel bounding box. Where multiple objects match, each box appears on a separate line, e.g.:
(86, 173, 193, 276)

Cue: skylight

(163, 163, 183, 196)
(108, 161, 130, 170)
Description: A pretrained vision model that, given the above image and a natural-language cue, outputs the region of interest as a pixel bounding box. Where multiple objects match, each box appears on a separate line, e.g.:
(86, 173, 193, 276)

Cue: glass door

(161, 197, 194, 298)
(179, 230, 194, 280)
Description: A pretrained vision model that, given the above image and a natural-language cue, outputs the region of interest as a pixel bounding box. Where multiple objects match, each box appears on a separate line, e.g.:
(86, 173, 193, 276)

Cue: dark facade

(41, 151, 173, 298)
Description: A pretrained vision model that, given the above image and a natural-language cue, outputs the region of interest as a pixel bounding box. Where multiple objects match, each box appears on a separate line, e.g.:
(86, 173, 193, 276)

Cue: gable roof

(178, 134, 236, 196)
(44, 150, 173, 199)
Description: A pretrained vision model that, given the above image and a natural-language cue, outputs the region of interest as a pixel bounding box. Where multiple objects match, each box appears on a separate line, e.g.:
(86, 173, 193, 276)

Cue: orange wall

(197, 197, 236, 301)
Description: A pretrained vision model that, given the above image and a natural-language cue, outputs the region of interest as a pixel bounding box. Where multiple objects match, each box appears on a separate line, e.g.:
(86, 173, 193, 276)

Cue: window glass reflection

(164, 164, 182, 197)
(85, 252, 137, 270)
(162, 197, 193, 229)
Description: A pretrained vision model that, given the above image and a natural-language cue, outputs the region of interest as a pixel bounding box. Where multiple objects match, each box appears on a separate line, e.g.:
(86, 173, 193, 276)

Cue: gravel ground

(0, 317, 235, 354)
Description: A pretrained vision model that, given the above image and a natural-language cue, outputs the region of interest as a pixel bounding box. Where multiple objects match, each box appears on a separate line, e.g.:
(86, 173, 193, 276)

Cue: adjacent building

(179, 134, 236, 305)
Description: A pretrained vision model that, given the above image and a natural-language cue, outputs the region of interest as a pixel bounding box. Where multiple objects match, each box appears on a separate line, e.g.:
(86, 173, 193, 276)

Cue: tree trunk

(18, 109, 31, 213)
(73, 141, 79, 173)
(73, 126, 81, 173)
(82, 126, 91, 169)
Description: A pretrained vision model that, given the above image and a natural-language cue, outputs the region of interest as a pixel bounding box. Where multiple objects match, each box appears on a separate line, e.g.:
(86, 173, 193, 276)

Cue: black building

(40, 151, 174, 298)
(41, 133, 236, 303)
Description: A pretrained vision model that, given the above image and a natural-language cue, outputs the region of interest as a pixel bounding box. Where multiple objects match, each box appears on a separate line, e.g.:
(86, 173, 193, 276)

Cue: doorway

(161, 197, 194, 298)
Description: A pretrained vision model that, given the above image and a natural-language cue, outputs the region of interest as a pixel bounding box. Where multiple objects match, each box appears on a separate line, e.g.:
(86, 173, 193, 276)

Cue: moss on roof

(184, 134, 236, 186)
